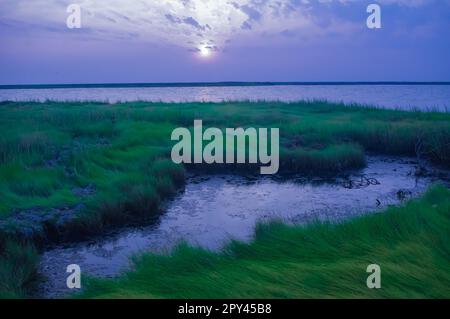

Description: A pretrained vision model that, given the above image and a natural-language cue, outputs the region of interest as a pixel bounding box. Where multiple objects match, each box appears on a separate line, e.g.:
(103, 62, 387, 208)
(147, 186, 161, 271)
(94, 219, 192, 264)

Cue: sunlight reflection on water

(1, 85, 450, 111)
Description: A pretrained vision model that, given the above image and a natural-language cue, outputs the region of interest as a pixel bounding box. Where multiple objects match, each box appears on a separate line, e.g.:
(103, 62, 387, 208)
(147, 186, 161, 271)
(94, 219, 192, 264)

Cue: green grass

(0, 101, 449, 234)
(0, 101, 449, 299)
(0, 240, 38, 299)
(79, 186, 450, 299)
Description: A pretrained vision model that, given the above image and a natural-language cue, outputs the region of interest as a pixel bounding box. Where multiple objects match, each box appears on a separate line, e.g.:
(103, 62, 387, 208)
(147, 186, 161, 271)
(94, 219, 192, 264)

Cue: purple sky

(1, 0, 449, 84)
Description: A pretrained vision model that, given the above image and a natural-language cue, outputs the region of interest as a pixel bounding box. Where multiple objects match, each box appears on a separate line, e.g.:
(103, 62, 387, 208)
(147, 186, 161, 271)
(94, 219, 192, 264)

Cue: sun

(199, 46, 211, 58)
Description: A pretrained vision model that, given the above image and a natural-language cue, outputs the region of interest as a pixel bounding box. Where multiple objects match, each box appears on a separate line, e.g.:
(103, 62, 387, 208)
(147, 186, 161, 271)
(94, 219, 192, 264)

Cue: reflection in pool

(35, 156, 449, 298)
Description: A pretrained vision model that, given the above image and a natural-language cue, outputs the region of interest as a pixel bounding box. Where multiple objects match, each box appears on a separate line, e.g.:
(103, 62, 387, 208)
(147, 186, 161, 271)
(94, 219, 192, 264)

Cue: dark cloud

(165, 14, 181, 24)
(166, 14, 209, 31)
(240, 5, 262, 21)
(183, 17, 207, 30)
(241, 21, 252, 30)
(280, 29, 296, 37)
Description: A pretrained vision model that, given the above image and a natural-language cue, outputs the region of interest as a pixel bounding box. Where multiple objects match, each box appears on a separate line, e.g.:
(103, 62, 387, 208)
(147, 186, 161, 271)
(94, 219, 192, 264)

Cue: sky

(0, 0, 449, 84)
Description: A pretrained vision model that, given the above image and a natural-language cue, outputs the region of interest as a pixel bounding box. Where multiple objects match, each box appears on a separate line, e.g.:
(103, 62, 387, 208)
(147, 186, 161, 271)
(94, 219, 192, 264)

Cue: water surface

(2, 85, 450, 111)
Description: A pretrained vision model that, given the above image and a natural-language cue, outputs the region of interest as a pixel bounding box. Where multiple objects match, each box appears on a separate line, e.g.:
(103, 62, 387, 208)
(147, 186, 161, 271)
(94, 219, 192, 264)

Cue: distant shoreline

(1, 81, 450, 90)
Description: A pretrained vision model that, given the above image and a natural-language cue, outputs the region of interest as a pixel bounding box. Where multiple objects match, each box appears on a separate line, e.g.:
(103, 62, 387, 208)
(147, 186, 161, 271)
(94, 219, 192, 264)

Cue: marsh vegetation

(0, 100, 449, 298)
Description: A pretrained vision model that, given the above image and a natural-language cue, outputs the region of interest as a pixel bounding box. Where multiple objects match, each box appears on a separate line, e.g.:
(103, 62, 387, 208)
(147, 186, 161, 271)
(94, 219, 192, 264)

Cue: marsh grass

(79, 186, 450, 299)
(0, 101, 449, 299)
(0, 240, 39, 299)
(0, 100, 449, 238)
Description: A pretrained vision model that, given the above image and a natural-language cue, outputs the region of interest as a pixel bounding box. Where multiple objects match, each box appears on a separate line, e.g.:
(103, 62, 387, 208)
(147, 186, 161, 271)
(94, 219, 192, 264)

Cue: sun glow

(199, 46, 211, 58)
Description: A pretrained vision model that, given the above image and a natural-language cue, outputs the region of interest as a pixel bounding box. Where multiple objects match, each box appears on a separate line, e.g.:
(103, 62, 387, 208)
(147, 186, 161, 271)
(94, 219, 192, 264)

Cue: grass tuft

(0, 240, 39, 299)
(79, 186, 450, 299)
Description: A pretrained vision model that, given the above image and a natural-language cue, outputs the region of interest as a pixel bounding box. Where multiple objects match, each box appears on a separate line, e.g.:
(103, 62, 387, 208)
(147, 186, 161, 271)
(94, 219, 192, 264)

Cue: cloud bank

(0, 0, 441, 52)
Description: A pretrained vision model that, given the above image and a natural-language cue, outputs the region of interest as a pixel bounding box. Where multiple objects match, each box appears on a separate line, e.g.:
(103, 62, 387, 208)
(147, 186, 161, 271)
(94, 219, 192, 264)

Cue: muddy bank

(31, 156, 450, 298)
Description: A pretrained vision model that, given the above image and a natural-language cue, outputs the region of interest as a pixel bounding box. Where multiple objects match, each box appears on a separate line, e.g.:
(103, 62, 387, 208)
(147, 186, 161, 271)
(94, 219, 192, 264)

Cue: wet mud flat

(33, 156, 450, 298)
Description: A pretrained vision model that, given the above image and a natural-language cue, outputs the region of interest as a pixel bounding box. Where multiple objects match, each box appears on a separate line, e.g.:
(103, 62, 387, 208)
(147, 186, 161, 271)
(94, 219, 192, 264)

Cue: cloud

(0, 0, 440, 51)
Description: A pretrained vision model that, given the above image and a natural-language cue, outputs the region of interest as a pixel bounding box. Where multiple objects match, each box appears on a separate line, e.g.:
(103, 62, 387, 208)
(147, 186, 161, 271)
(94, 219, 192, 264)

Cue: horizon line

(1, 81, 450, 90)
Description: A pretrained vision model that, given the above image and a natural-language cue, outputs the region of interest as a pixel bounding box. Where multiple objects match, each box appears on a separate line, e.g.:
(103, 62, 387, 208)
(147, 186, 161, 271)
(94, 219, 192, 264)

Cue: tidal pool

(34, 156, 449, 298)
